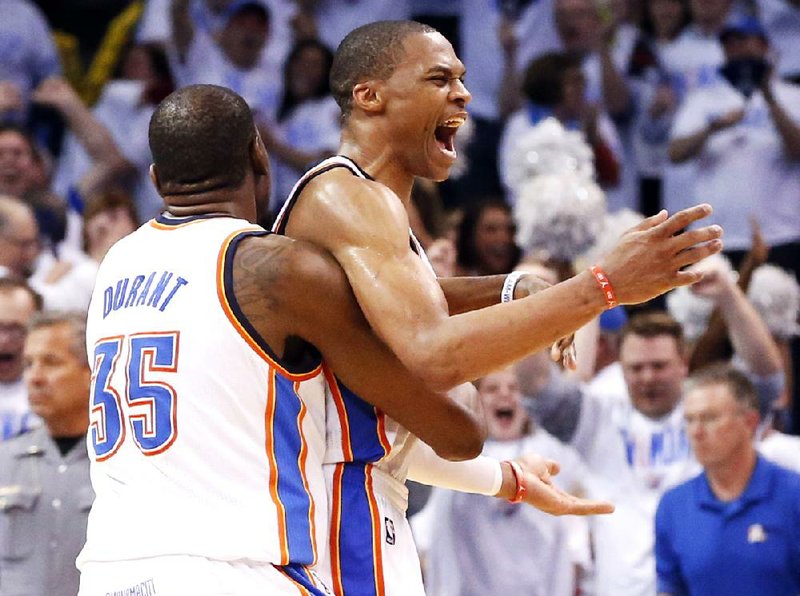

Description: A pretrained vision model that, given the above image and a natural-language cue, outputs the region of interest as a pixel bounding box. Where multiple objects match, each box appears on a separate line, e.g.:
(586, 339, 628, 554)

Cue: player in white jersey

(78, 84, 495, 596)
(273, 21, 725, 594)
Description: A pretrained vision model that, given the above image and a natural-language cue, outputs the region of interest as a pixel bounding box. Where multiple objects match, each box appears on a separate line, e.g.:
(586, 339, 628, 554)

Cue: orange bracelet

(589, 265, 618, 309)
(505, 460, 526, 504)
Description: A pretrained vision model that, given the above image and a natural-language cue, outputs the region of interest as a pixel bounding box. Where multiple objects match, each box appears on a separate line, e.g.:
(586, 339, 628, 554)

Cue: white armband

(406, 440, 503, 496)
(501, 271, 525, 303)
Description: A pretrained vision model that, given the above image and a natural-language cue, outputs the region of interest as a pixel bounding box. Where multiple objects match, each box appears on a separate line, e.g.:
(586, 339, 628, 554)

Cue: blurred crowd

(1, 0, 799, 594)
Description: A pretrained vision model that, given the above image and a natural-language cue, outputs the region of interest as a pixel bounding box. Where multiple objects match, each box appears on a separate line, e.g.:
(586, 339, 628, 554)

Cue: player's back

(79, 214, 328, 568)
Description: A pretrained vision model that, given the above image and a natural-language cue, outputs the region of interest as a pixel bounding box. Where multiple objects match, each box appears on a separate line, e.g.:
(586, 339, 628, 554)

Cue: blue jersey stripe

(335, 464, 382, 596)
(336, 379, 390, 463)
(276, 563, 329, 595)
(272, 373, 315, 564)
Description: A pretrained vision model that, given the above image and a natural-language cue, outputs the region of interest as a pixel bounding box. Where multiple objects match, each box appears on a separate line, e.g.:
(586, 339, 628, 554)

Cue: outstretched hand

(600, 204, 723, 305)
(511, 454, 614, 516)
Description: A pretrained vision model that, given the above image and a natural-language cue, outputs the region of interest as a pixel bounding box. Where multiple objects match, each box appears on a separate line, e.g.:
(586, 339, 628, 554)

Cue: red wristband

(589, 265, 618, 309)
(505, 460, 526, 504)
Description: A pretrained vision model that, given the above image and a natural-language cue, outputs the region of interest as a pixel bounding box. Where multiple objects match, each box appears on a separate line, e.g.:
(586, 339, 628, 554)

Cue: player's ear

(352, 80, 385, 114)
(149, 164, 162, 194)
(250, 130, 270, 176)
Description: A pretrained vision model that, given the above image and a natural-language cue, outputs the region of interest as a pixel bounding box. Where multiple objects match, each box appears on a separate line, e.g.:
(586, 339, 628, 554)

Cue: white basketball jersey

(78, 214, 328, 568)
(274, 156, 431, 480)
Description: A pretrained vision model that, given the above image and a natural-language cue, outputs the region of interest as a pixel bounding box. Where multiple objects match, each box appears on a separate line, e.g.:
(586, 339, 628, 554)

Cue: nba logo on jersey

(385, 517, 396, 545)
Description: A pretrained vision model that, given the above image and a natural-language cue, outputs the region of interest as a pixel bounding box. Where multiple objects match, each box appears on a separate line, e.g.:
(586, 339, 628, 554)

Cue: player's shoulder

(301, 166, 403, 213)
(234, 233, 344, 290)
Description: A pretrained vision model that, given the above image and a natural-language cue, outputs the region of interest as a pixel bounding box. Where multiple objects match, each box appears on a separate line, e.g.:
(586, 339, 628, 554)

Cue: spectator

(259, 38, 338, 211)
(628, 0, 692, 215)
(0, 194, 95, 311)
(660, 0, 733, 217)
(0, 311, 93, 595)
(756, 0, 800, 84)
(668, 17, 800, 278)
(453, 0, 560, 203)
(0, 125, 41, 200)
(655, 365, 800, 596)
(0, 0, 61, 123)
(413, 367, 592, 596)
(524, 309, 782, 596)
(0, 278, 41, 442)
(171, 0, 283, 124)
(499, 51, 623, 200)
(292, 0, 409, 53)
(454, 198, 520, 276)
(51, 46, 173, 222)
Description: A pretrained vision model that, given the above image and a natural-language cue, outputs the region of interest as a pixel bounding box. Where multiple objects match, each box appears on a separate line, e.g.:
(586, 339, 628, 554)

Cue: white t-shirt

(575, 395, 698, 596)
(670, 77, 800, 249)
(757, 0, 800, 77)
(312, 0, 411, 52)
(758, 430, 800, 474)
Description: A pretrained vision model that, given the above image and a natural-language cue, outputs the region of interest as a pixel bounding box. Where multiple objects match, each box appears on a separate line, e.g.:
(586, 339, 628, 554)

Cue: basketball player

(274, 20, 724, 596)
(77, 84, 493, 596)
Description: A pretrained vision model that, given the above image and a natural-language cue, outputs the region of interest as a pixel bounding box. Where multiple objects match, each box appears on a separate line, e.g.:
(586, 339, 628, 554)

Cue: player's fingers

(632, 209, 668, 232)
(550, 341, 562, 362)
(673, 239, 724, 270)
(559, 496, 615, 516)
(562, 343, 577, 370)
(546, 459, 560, 477)
(654, 204, 713, 237)
(671, 225, 723, 252)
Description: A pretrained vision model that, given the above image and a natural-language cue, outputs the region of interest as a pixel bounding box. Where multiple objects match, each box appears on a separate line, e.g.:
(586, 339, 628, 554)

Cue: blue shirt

(655, 457, 800, 596)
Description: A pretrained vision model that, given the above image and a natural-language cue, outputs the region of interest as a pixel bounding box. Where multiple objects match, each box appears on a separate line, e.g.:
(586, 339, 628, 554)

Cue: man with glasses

(0, 194, 40, 280)
(0, 278, 42, 441)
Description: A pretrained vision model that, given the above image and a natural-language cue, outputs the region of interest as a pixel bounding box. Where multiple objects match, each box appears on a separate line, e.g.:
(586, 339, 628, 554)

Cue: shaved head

(330, 20, 437, 118)
(148, 84, 257, 193)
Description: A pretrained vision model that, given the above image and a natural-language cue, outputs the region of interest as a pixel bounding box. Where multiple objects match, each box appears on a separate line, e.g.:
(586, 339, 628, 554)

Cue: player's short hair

(330, 20, 436, 119)
(621, 311, 685, 348)
(148, 84, 256, 191)
(685, 364, 760, 415)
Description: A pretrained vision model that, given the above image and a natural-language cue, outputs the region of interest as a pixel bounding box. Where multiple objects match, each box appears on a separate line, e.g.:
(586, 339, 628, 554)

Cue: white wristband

(501, 271, 525, 303)
(406, 444, 504, 496)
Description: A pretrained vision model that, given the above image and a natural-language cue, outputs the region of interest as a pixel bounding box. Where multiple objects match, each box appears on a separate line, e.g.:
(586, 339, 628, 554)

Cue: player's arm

(232, 234, 486, 461)
(405, 440, 613, 515)
(437, 273, 552, 315)
(287, 173, 723, 390)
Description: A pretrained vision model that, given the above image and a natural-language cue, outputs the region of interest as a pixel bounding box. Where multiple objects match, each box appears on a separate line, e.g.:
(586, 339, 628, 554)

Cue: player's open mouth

(434, 115, 466, 159)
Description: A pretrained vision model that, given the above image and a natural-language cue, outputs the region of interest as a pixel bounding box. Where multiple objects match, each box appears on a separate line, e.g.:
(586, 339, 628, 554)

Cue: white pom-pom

(513, 173, 607, 262)
(504, 118, 595, 196)
(665, 254, 736, 342)
(666, 286, 715, 342)
(748, 264, 800, 339)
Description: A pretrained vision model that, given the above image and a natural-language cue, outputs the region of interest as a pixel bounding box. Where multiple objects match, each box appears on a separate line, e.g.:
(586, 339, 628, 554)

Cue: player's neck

(339, 134, 414, 205)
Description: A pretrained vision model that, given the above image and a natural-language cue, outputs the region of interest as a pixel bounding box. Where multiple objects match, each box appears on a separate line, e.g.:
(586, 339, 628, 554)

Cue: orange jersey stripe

(293, 380, 318, 566)
(329, 463, 346, 596)
(266, 369, 290, 564)
(215, 229, 321, 382)
(323, 364, 355, 461)
(365, 465, 386, 596)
